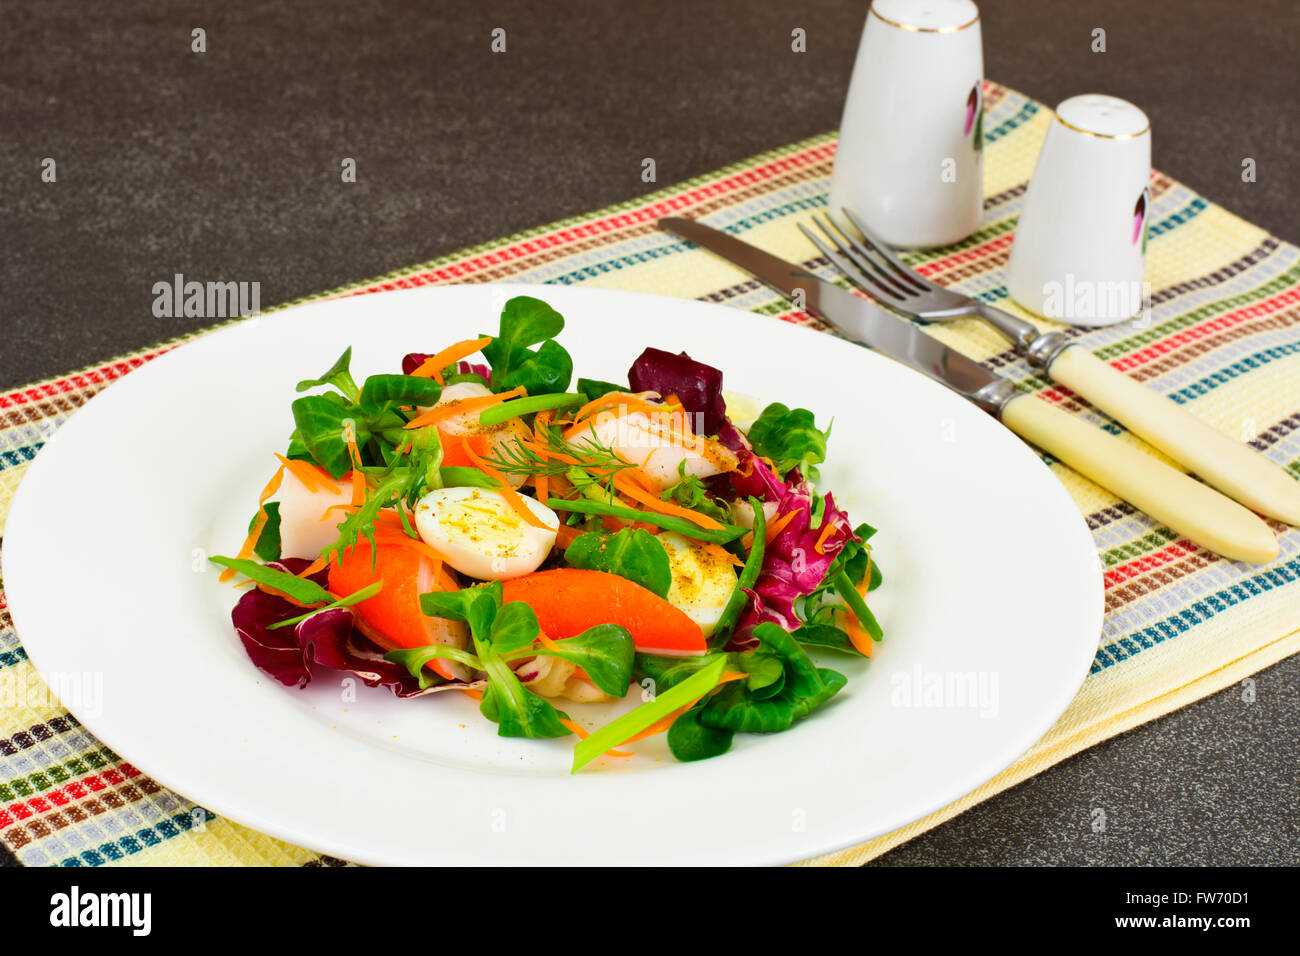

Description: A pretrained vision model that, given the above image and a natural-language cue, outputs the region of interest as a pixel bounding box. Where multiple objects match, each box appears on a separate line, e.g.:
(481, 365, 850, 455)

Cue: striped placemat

(2, 81, 1297, 867)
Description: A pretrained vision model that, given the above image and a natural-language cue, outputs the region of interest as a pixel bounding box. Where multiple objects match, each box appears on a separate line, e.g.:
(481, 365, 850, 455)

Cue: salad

(214, 295, 883, 770)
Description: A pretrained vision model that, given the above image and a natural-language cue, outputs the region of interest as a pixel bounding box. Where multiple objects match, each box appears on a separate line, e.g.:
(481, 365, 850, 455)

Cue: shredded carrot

(296, 556, 329, 579)
(531, 410, 554, 503)
(842, 612, 874, 657)
(403, 386, 525, 429)
(222, 460, 289, 582)
(438, 430, 489, 467)
(765, 510, 798, 543)
(460, 687, 483, 702)
(258, 461, 286, 504)
(555, 523, 582, 549)
(410, 336, 493, 385)
(570, 391, 681, 427)
(220, 508, 268, 583)
(612, 473, 724, 530)
(813, 519, 838, 555)
(700, 541, 745, 568)
(274, 454, 339, 493)
(460, 437, 555, 531)
(341, 423, 366, 507)
(558, 718, 633, 757)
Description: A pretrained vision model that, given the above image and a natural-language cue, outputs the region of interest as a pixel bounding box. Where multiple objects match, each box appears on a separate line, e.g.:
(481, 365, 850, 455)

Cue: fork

(799, 209, 1300, 528)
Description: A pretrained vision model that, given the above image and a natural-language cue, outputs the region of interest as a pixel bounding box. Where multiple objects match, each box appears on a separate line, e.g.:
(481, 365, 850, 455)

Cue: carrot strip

(342, 424, 366, 507)
(460, 437, 554, 531)
(460, 687, 484, 702)
(612, 473, 724, 530)
(813, 519, 838, 555)
(403, 386, 525, 430)
(296, 556, 329, 578)
(571, 391, 679, 424)
(258, 462, 286, 504)
(558, 719, 633, 757)
(701, 541, 745, 568)
(222, 461, 290, 582)
(811, 520, 842, 556)
(274, 454, 339, 493)
(437, 429, 489, 467)
(410, 336, 493, 385)
(219, 509, 268, 583)
(565, 404, 693, 444)
(842, 612, 875, 657)
(531, 410, 554, 502)
(533, 409, 554, 436)
(765, 510, 798, 543)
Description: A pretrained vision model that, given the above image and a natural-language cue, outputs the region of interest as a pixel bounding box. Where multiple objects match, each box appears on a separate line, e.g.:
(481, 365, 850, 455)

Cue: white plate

(3, 284, 1101, 866)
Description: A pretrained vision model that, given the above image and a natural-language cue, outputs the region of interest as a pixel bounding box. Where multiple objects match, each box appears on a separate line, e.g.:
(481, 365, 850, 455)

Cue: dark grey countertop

(2, 0, 1296, 865)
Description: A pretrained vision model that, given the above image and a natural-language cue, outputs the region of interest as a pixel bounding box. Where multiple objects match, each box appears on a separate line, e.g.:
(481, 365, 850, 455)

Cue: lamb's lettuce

(746, 402, 830, 481)
(564, 528, 672, 598)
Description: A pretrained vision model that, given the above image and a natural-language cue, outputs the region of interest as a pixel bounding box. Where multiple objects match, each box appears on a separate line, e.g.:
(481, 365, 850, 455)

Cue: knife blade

(657, 216, 1280, 563)
(658, 217, 1016, 414)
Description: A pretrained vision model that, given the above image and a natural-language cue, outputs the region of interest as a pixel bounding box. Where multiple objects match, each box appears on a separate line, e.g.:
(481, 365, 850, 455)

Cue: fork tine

(800, 220, 905, 303)
(821, 213, 918, 298)
(808, 214, 909, 301)
(840, 207, 937, 293)
(796, 223, 901, 304)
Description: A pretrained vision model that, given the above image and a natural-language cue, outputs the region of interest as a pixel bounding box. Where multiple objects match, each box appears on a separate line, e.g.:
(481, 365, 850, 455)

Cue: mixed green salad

(215, 295, 883, 770)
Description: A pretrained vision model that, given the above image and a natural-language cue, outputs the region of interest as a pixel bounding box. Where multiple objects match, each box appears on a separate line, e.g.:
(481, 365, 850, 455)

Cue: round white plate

(3, 284, 1101, 866)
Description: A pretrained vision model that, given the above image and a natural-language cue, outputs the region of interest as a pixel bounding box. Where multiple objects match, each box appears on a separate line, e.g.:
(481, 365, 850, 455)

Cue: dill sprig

(482, 422, 633, 496)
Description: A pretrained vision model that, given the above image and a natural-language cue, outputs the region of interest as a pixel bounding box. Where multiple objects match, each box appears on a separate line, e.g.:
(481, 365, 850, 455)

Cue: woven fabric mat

(2, 82, 1297, 867)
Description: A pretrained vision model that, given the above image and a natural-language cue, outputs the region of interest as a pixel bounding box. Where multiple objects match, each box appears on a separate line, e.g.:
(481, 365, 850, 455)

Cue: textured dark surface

(1, 0, 1296, 865)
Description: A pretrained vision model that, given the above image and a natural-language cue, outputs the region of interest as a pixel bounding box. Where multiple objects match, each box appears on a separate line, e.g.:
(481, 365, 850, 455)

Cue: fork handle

(1000, 392, 1279, 563)
(1046, 345, 1300, 526)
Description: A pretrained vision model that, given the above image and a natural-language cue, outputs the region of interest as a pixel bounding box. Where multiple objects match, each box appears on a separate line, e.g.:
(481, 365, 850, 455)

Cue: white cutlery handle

(1048, 344, 1300, 526)
(1000, 392, 1279, 564)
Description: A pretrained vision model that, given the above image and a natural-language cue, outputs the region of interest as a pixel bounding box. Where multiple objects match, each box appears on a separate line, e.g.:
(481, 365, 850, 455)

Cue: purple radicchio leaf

(401, 352, 491, 381)
(726, 452, 860, 649)
(230, 558, 473, 698)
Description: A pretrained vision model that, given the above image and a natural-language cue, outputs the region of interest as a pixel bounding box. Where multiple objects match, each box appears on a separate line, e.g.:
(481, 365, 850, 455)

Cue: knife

(659, 217, 1279, 564)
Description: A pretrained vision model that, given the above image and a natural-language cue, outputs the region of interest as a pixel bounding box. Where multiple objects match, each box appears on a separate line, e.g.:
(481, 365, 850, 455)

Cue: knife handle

(1047, 345, 1300, 526)
(1000, 392, 1279, 564)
